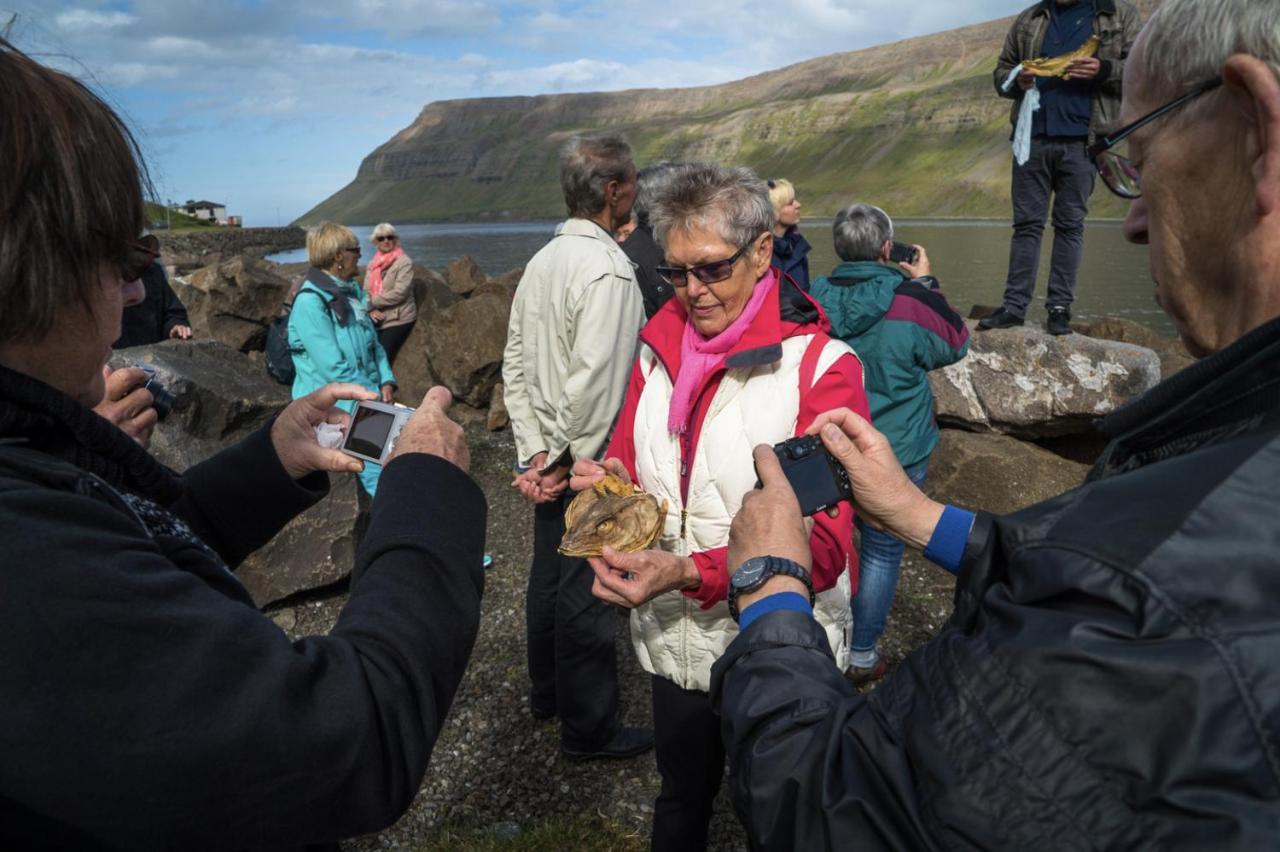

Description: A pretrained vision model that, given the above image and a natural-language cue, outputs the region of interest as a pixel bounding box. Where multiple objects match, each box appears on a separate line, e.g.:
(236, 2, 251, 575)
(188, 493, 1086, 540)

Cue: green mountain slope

(299, 1, 1158, 225)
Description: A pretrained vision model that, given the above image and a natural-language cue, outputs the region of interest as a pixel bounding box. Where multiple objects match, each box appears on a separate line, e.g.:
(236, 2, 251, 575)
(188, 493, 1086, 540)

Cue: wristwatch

(728, 555, 814, 622)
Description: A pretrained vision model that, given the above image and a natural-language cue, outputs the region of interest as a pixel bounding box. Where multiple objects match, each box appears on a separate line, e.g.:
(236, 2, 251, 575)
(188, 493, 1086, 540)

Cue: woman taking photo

(289, 222, 397, 495)
(573, 164, 868, 851)
(364, 222, 417, 365)
(768, 177, 811, 291)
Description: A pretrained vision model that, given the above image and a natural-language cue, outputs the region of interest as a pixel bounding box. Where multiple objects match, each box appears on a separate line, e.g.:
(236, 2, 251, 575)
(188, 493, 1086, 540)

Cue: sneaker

(1046, 307, 1073, 336)
(561, 726, 655, 762)
(844, 659, 888, 687)
(976, 307, 1025, 330)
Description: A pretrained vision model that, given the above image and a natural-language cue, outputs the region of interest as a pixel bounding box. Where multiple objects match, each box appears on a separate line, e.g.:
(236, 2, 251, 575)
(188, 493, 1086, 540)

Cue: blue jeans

(851, 458, 930, 661)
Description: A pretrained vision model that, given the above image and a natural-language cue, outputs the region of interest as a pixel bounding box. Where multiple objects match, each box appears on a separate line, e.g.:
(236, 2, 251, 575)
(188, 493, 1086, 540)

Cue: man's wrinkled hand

(387, 386, 470, 472)
(1017, 70, 1036, 91)
(1065, 57, 1101, 81)
(899, 245, 932, 279)
(588, 547, 699, 608)
(727, 446, 814, 574)
(569, 457, 631, 493)
(94, 366, 158, 447)
(272, 383, 375, 479)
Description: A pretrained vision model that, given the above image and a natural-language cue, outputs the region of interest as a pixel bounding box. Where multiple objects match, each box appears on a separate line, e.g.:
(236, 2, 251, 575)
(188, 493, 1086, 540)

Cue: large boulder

(415, 265, 459, 316)
(422, 292, 512, 407)
(487, 383, 509, 431)
(236, 475, 364, 606)
(445, 255, 486, 298)
(1073, 316, 1195, 380)
(173, 256, 293, 352)
(926, 429, 1090, 515)
(929, 323, 1161, 438)
(109, 339, 290, 471)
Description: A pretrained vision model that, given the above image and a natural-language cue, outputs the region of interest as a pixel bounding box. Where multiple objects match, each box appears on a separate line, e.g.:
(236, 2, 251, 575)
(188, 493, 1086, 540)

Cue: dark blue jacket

(771, 227, 811, 292)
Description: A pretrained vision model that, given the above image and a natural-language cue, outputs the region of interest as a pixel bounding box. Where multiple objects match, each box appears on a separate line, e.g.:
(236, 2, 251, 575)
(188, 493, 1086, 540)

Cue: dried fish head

(559, 474, 667, 557)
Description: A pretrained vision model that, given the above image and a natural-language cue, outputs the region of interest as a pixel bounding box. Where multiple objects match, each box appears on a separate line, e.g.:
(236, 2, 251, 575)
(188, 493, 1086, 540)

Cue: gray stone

(414, 264, 459, 315)
(109, 340, 290, 471)
(422, 292, 511, 408)
(487, 383, 509, 432)
(929, 322, 1161, 438)
(445, 255, 486, 298)
(237, 474, 364, 607)
(926, 429, 1089, 516)
(173, 256, 294, 352)
(1072, 316, 1195, 381)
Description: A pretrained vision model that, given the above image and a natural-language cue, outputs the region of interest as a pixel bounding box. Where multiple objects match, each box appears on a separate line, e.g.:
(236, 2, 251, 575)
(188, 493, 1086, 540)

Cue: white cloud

(53, 8, 136, 33)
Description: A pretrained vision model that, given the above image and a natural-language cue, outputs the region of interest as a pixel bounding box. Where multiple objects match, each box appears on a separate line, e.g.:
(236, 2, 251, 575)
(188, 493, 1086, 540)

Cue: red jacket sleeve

(603, 356, 646, 482)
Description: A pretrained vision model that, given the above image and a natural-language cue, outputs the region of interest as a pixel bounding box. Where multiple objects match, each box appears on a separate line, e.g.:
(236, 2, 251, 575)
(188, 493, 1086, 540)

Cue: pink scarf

(667, 269, 778, 434)
(364, 246, 405, 299)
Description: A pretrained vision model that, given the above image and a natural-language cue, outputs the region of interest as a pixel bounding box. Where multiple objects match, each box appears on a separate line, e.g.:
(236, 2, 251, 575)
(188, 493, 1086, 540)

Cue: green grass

(146, 202, 217, 231)
(411, 815, 644, 852)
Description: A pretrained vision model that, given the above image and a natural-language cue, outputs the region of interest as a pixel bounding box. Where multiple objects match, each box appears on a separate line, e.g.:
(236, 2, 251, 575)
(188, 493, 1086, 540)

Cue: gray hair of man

(1140, 0, 1280, 118)
(832, 203, 894, 262)
(650, 163, 775, 252)
(560, 133, 635, 219)
(633, 161, 686, 231)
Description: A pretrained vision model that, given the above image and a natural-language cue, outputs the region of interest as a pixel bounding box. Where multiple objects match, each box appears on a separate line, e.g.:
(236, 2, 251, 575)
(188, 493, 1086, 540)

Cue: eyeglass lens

(1096, 140, 1142, 199)
(659, 256, 737, 288)
(375, 235, 396, 242)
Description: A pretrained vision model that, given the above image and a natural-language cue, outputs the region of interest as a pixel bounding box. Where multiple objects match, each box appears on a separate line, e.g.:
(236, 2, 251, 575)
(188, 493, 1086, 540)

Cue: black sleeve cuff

(1094, 59, 1114, 86)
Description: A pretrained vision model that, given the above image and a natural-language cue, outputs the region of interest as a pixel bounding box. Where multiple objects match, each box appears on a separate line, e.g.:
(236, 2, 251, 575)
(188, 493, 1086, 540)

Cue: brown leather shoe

(844, 659, 888, 687)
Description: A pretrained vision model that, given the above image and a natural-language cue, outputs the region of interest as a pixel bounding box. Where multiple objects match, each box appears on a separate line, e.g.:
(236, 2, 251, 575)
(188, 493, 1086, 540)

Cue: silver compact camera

(340, 400, 414, 465)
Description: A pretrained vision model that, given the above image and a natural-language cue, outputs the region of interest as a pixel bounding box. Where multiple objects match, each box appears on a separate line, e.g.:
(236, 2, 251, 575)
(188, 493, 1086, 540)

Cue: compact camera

(889, 241, 919, 265)
(759, 434, 853, 516)
(341, 400, 415, 465)
(138, 364, 175, 422)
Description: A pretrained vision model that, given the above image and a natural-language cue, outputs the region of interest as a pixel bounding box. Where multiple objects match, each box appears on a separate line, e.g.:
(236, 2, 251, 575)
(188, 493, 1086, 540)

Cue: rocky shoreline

(121, 247, 1192, 849)
(157, 226, 305, 273)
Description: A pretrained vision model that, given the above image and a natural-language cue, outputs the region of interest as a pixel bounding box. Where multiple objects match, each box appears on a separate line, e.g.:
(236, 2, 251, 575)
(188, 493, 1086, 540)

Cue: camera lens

(148, 384, 175, 422)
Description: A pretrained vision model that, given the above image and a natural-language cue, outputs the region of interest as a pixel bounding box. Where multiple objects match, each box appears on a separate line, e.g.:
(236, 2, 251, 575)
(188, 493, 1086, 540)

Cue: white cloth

(627, 335, 856, 692)
(314, 422, 345, 449)
(1002, 63, 1039, 166)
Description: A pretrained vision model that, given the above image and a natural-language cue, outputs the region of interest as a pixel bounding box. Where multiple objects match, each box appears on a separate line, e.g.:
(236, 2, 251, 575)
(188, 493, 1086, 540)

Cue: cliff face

(300, 0, 1159, 224)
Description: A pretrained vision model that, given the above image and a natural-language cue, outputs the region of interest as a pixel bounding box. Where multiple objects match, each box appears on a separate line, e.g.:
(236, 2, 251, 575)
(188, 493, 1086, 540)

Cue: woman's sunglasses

(374, 235, 397, 243)
(119, 234, 161, 282)
(656, 242, 753, 288)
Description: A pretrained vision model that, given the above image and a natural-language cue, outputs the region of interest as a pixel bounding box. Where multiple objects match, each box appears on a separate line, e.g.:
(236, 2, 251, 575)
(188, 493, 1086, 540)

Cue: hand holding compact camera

(340, 400, 415, 465)
(340, 387, 470, 473)
(755, 434, 852, 516)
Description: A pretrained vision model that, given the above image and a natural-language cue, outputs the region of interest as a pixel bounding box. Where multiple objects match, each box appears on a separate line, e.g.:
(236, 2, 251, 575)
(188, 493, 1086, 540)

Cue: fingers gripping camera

(756, 435, 853, 516)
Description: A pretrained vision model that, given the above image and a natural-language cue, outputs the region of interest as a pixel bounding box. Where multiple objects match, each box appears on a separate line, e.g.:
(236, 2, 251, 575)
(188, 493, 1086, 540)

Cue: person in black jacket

(620, 161, 681, 319)
(0, 38, 485, 850)
(711, 2, 1280, 848)
(114, 247, 193, 348)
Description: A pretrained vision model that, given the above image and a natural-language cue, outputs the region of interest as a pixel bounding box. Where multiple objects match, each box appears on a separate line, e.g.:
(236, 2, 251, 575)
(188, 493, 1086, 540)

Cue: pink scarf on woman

(667, 268, 778, 434)
(364, 246, 405, 299)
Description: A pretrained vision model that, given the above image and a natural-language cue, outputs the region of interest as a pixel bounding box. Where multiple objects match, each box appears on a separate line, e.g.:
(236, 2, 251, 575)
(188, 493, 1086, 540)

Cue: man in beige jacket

(502, 133, 652, 761)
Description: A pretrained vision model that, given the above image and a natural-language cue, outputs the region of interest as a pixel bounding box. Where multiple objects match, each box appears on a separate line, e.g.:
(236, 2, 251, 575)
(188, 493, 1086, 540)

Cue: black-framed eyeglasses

(1088, 77, 1222, 199)
(95, 230, 160, 282)
(343, 245, 362, 256)
(374, 235, 397, 243)
(656, 242, 753, 288)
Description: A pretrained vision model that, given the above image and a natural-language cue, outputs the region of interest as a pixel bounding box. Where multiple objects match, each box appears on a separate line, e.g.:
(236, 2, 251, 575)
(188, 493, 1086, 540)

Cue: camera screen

(345, 407, 396, 459)
(782, 453, 841, 515)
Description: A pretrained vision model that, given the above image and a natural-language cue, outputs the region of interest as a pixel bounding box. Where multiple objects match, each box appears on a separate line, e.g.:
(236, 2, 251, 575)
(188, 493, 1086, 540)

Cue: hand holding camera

(892, 243, 932, 279)
(94, 365, 160, 447)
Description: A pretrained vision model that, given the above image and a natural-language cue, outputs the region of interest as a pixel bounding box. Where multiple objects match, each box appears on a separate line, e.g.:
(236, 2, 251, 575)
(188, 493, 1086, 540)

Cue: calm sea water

(269, 219, 1169, 335)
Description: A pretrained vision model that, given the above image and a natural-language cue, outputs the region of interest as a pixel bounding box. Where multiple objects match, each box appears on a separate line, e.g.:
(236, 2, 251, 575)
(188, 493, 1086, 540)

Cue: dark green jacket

(810, 262, 969, 467)
(993, 0, 1143, 146)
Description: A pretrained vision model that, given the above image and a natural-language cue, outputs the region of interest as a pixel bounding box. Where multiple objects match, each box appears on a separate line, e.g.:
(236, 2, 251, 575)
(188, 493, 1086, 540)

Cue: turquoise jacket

(810, 261, 969, 467)
(288, 270, 396, 494)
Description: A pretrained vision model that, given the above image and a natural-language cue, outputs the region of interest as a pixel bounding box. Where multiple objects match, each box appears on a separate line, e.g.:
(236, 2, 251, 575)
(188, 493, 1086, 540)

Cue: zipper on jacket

(679, 509, 688, 540)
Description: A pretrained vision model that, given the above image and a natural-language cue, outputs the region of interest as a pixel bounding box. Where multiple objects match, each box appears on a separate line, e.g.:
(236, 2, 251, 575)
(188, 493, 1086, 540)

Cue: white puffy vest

(629, 334, 856, 692)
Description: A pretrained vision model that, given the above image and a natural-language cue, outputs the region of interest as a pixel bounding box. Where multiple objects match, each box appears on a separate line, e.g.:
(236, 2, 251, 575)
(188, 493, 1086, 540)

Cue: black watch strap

(729, 556, 814, 622)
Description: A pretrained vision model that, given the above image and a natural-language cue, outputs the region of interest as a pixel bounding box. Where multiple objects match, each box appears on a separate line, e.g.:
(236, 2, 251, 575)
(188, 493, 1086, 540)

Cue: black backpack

(264, 289, 328, 385)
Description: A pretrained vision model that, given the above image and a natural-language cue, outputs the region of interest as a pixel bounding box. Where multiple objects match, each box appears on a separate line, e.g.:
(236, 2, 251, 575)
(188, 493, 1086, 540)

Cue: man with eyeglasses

(501, 133, 653, 762)
(708, 0, 1280, 847)
(980, 0, 1141, 336)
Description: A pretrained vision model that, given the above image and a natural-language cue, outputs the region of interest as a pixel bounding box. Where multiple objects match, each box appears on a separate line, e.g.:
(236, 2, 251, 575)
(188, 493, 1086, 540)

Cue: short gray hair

(832, 203, 893, 262)
(1140, 0, 1280, 114)
(371, 222, 398, 241)
(650, 163, 774, 252)
(633, 162, 687, 230)
(560, 134, 634, 219)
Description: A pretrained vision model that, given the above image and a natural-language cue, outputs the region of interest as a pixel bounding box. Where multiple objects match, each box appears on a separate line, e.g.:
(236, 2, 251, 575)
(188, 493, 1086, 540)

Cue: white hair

(371, 222, 398, 240)
(1141, 0, 1280, 112)
(832, 203, 894, 262)
(651, 163, 774, 252)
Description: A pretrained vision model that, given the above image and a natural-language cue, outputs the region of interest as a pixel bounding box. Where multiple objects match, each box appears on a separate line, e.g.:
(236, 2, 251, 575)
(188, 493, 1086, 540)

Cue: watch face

(732, 558, 770, 592)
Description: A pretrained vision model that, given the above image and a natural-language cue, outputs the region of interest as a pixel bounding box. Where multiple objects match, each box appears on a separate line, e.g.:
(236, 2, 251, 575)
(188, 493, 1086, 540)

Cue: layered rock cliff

(300, 0, 1159, 224)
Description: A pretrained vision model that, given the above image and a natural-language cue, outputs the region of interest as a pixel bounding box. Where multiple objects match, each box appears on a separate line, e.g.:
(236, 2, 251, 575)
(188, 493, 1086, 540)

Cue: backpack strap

(798, 333, 826, 397)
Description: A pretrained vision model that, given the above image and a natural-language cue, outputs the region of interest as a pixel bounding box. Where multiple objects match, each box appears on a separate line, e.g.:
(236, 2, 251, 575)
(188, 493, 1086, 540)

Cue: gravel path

(278, 424, 957, 850)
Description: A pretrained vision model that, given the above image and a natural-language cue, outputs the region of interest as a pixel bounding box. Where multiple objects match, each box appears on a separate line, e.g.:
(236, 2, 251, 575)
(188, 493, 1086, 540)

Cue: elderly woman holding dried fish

(569, 163, 869, 850)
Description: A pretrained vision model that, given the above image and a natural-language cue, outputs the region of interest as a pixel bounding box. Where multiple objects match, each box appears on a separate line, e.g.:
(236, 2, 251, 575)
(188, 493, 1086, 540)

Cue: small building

(176, 200, 227, 222)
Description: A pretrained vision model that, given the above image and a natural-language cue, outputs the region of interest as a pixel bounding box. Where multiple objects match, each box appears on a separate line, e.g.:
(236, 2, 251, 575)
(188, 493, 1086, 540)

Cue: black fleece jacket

(0, 417, 486, 850)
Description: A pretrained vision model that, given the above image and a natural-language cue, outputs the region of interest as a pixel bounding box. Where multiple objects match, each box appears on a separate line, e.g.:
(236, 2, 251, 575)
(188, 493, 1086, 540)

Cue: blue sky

(5, 1, 1019, 226)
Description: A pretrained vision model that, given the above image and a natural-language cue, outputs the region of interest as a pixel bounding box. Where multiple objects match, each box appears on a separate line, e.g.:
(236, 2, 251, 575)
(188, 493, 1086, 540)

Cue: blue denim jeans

(851, 458, 930, 663)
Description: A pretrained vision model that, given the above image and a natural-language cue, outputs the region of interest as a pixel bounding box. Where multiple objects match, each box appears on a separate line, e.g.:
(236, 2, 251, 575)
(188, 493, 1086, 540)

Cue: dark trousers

(1001, 136, 1097, 317)
(527, 495, 620, 751)
(376, 321, 414, 366)
(651, 675, 724, 852)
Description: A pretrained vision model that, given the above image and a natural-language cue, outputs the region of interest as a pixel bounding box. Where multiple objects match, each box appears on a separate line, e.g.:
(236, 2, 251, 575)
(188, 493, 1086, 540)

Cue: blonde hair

(767, 178, 796, 216)
(307, 222, 358, 269)
(371, 222, 398, 241)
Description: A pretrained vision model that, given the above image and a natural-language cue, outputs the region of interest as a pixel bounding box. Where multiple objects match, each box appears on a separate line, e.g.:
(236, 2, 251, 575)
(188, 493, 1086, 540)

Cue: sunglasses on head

(656, 241, 753, 288)
(375, 235, 397, 243)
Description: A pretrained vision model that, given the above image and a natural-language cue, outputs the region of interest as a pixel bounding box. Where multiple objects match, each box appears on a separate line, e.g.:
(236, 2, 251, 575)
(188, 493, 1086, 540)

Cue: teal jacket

(288, 270, 396, 493)
(810, 261, 969, 467)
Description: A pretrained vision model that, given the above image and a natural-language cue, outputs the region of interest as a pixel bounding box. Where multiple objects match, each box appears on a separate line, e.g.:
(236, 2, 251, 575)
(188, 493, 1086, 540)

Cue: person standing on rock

(501, 133, 652, 761)
(364, 222, 417, 366)
(767, 178, 811, 292)
(809, 203, 969, 687)
(712, 0, 1280, 845)
(289, 221, 397, 496)
(980, 0, 1141, 336)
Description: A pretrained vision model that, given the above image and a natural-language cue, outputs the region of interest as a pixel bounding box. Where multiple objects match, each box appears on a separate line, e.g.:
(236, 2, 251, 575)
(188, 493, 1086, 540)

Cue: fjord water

(270, 219, 1168, 335)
